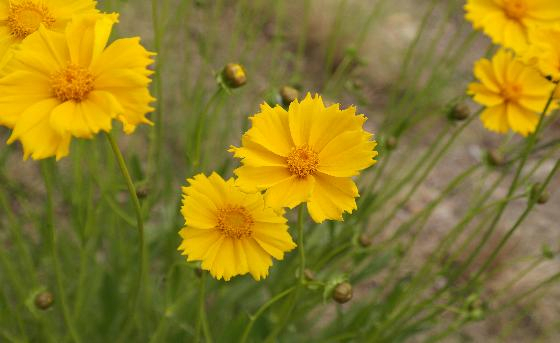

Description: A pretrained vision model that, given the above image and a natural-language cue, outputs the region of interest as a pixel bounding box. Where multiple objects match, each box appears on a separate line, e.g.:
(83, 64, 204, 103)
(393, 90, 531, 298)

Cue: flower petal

(264, 175, 315, 209)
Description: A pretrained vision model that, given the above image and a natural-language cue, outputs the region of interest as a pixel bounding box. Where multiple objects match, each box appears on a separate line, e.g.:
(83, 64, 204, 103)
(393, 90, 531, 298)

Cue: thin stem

(105, 132, 145, 340)
(461, 87, 557, 280)
(195, 273, 213, 343)
(240, 287, 296, 343)
(40, 161, 82, 343)
(297, 205, 306, 284)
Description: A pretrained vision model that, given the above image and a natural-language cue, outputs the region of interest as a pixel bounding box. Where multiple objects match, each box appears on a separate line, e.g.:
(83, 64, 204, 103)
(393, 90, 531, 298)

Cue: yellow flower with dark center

(230, 94, 378, 223)
(468, 49, 556, 136)
(0, 14, 155, 160)
(465, 0, 560, 52)
(0, 0, 98, 66)
(178, 173, 296, 281)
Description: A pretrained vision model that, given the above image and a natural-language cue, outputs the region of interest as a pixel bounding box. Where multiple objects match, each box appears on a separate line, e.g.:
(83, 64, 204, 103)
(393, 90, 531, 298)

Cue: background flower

(231, 94, 378, 223)
(468, 49, 556, 136)
(465, 0, 560, 52)
(178, 173, 296, 281)
(0, 13, 155, 160)
(0, 0, 98, 68)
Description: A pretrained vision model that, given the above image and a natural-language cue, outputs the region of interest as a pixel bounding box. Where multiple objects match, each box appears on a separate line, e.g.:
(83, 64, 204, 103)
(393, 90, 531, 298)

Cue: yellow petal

(252, 223, 296, 260)
(318, 131, 377, 177)
(246, 103, 293, 156)
(480, 104, 509, 134)
(241, 239, 272, 281)
(233, 165, 291, 191)
(307, 173, 358, 223)
(507, 103, 539, 136)
(265, 175, 315, 209)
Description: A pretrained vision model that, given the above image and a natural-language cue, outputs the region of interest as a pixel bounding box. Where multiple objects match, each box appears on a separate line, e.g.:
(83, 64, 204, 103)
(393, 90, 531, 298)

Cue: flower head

(468, 49, 556, 136)
(230, 94, 378, 223)
(0, 14, 155, 160)
(524, 25, 560, 82)
(0, 0, 98, 66)
(465, 0, 560, 52)
(178, 173, 296, 281)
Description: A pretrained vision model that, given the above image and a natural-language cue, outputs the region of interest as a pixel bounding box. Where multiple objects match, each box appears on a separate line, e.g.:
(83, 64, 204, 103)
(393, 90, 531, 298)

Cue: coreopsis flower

(0, 0, 98, 67)
(0, 14, 155, 160)
(178, 173, 296, 281)
(524, 25, 560, 83)
(468, 49, 556, 136)
(464, 0, 560, 52)
(230, 94, 378, 223)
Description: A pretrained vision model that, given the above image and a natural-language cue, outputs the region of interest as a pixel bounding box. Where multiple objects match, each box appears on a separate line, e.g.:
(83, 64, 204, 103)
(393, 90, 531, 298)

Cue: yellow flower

(464, 0, 560, 52)
(178, 173, 296, 281)
(230, 94, 378, 223)
(468, 49, 556, 136)
(0, 0, 98, 66)
(0, 14, 155, 160)
(524, 25, 560, 81)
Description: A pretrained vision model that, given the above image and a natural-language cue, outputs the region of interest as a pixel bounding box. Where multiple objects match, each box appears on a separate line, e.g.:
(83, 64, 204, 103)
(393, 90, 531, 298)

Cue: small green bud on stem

(34, 291, 54, 310)
(220, 63, 247, 89)
(332, 282, 353, 304)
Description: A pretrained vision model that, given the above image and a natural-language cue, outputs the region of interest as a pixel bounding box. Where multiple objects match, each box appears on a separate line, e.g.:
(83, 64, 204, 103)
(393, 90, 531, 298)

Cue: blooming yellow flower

(230, 94, 378, 223)
(524, 25, 560, 82)
(464, 0, 560, 52)
(0, 14, 155, 160)
(178, 173, 296, 281)
(0, 0, 98, 67)
(468, 49, 556, 136)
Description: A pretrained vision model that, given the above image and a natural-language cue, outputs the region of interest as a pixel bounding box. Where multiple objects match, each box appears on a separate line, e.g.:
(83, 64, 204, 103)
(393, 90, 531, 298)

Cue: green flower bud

(541, 244, 555, 260)
(279, 86, 299, 107)
(34, 291, 54, 310)
(220, 63, 247, 89)
(358, 234, 372, 247)
(385, 136, 398, 151)
(332, 282, 353, 304)
(485, 149, 505, 167)
(531, 183, 550, 204)
(448, 103, 470, 121)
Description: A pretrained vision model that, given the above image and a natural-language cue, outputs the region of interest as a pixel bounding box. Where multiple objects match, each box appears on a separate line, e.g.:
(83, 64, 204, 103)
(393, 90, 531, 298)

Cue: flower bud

(448, 103, 470, 121)
(136, 185, 149, 199)
(485, 149, 505, 167)
(220, 63, 247, 89)
(34, 291, 54, 310)
(332, 282, 353, 304)
(358, 234, 372, 247)
(385, 136, 398, 151)
(279, 86, 299, 107)
(531, 183, 550, 204)
(194, 267, 203, 278)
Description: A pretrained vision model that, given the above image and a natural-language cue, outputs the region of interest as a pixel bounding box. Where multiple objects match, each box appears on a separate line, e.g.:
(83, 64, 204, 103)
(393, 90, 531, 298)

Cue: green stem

(105, 132, 146, 340)
(461, 87, 556, 280)
(191, 88, 223, 170)
(40, 161, 82, 343)
(195, 273, 213, 343)
(297, 205, 306, 284)
(240, 287, 296, 343)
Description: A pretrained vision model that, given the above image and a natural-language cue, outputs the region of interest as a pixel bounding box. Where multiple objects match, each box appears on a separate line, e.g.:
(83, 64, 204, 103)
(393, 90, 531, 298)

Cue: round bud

(385, 136, 398, 151)
(332, 282, 353, 304)
(279, 86, 299, 107)
(448, 103, 470, 121)
(358, 234, 372, 247)
(485, 149, 505, 167)
(541, 244, 555, 260)
(531, 183, 550, 205)
(221, 63, 247, 89)
(136, 185, 149, 199)
(34, 291, 54, 310)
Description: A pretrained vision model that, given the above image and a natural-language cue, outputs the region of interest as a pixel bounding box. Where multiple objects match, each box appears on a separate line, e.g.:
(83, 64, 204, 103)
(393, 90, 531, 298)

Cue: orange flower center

(51, 64, 95, 102)
(7, 1, 55, 40)
(216, 205, 254, 239)
(501, 83, 523, 102)
(287, 145, 319, 178)
(503, 0, 528, 20)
